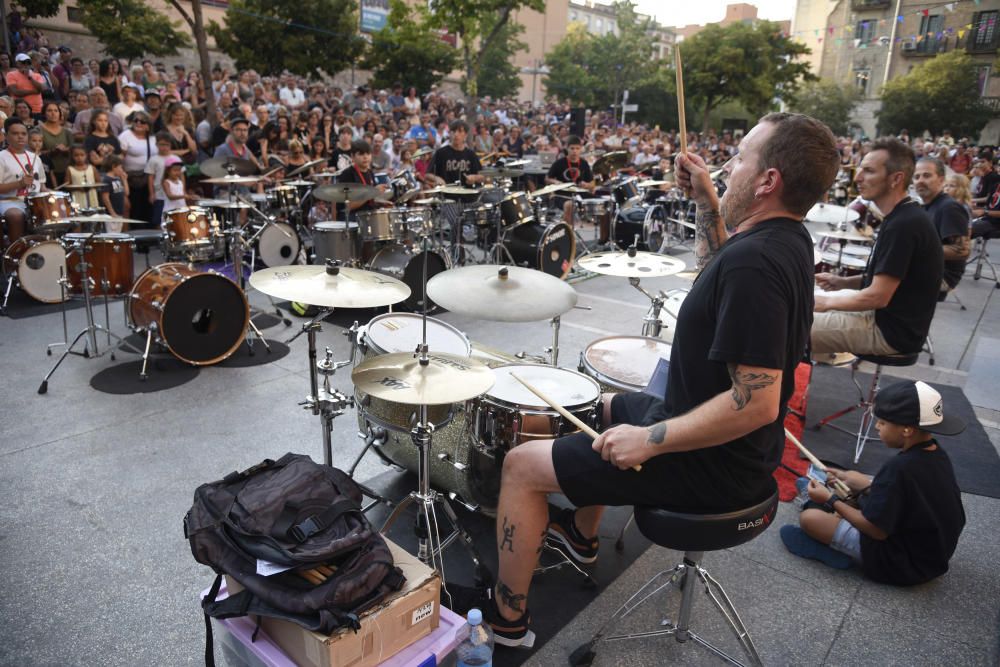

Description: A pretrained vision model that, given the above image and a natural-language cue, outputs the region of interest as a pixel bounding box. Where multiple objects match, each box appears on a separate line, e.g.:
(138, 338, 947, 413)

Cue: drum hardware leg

(632, 278, 665, 338)
(139, 329, 154, 380)
(101, 268, 114, 360)
(245, 317, 271, 354)
(615, 511, 635, 552)
(549, 315, 561, 366)
(38, 327, 90, 394)
(1, 273, 15, 316)
(46, 270, 70, 354)
(349, 425, 387, 477)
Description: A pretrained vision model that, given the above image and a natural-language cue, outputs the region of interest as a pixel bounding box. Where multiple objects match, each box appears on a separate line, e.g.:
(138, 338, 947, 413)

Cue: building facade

(567, 0, 675, 58)
(672, 2, 792, 41)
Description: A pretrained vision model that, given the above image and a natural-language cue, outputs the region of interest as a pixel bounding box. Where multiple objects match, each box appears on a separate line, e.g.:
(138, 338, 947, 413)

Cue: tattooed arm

(675, 151, 729, 270)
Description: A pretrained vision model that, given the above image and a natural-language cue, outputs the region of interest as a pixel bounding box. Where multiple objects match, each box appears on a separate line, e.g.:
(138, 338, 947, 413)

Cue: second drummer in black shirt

(335, 140, 390, 221)
(545, 135, 596, 226)
(426, 120, 484, 187)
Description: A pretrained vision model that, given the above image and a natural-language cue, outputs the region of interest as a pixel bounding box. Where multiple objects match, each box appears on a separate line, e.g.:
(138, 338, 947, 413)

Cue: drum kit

(805, 202, 874, 277)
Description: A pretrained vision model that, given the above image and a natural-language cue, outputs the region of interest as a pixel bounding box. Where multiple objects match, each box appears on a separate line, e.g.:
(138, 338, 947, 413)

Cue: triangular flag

(945, 3, 955, 11)
(829, 26, 835, 35)
(854, 38, 861, 48)
(958, 29, 965, 38)
(897, 15, 904, 23)
(818, 37, 823, 43)
(921, 9, 929, 16)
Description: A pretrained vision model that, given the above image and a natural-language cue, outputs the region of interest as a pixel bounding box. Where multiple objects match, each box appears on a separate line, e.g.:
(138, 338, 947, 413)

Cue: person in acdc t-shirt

(426, 120, 484, 187)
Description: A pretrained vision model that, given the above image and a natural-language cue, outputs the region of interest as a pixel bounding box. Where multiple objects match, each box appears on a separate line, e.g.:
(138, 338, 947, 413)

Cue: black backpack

(184, 453, 405, 664)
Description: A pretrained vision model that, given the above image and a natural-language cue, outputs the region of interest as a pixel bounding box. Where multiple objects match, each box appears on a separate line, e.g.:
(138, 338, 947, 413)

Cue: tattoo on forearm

(727, 364, 778, 411)
(647, 422, 667, 447)
(498, 580, 526, 613)
(695, 207, 724, 271)
(500, 516, 516, 553)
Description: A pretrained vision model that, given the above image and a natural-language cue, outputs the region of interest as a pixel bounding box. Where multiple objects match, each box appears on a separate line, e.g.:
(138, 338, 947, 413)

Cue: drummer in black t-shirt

(335, 140, 390, 221)
(545, 135, 595, 227)
(483, 114, 839, 647)
(425, 120, 484, 187)
(813, 139, 942, 356)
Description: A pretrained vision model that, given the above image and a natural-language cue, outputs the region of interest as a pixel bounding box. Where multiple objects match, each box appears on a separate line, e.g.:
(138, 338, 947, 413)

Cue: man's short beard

(720, 175, 755, 227)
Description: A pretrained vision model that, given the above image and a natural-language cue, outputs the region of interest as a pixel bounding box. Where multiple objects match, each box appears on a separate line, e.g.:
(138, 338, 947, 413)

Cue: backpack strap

(272, 498, 361, 543)
(202, 573, 223, 667)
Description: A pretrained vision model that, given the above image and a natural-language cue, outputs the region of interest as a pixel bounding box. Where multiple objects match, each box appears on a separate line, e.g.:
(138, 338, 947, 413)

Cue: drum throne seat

(570, 482, 779, 667)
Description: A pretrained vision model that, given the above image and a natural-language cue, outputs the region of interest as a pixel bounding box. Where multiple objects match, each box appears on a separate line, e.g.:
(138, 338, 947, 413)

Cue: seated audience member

(913, 158, 970, 295)
(781, 380, 965, 586)
(812, 139, 942, 356)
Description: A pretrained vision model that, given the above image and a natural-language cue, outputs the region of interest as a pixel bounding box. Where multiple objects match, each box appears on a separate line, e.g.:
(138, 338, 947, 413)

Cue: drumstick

(510, 373, 641, 472)
(783, 428, 852, 496)
(674, 44, 687, 156)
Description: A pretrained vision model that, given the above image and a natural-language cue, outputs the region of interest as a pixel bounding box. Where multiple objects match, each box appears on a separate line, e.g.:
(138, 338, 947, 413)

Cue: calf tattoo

(500, 516, 516, 553)
(498, 580, 526, 613)
(647, 422, 667, 446)
(728, 364, 777, 410)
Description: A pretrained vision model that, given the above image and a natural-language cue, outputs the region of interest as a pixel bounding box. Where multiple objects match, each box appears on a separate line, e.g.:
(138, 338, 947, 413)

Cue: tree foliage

(11, 0, 61, 19)
(78, 0, 191, 61)
(208, 0, 365, 78)
(469, 20, 525, 100)
(877, 51, 993, 138)
(427, 0, 545, 98)
(681, 21, 815, 131)
(788, 79, 859, 136)
(361, 0, 458, 93)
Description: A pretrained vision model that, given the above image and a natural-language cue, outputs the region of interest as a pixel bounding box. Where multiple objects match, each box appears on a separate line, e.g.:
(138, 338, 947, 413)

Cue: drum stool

(814, 351, 919, 463)
(571, 485, 778, 667)
(127, 229, 163, 269)
(968, 228, 1000, 289)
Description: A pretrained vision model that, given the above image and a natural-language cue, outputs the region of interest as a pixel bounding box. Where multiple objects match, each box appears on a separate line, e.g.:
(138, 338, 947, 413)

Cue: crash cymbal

(427, 185, 479, 196)
(592, 151, 629, 177)
(312, 183, 381, 203)
(805, 202, 860, 225)
(196, 199, 230, 208)
(427, 265, 578, 322)
(576, 250, 687, 278)
(638, 179, 671, 187)
(816, 228, 873, 243)
(412, 197, 448, 206)
(68, 214, 148, 225)
(58, 182, 107, 191)
(529, 182, 574, 198)
(201, 174, 264, 185)
(564, 185, 590, 194)
(200, 156, 258, 179)
(248, 264, 410, 309)
(200, 201, 254, 210)
(352, 351, 494, 406)
(310, 171, 340, 179)
(285, 158, 327, 178)
(282, 178, 315, 188)
(502, 159, 529, 168)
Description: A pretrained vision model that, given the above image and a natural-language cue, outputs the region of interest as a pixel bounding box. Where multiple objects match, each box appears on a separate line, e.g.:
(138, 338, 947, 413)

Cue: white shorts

(0, 199, 26, 216)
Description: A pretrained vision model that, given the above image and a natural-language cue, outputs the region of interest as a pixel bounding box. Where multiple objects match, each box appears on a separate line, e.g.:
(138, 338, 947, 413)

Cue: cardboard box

(225, 539, 441, 667)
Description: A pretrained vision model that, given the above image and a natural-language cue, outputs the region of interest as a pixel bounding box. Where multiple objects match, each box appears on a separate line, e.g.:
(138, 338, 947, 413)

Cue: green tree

(877, 51, 993, 138)
(361, 0, 458, 93)
(208, 0, 364, 78)
(10, 0, 61, 19)
(681, 21, 814, 132)
(78, 0, 191, 61)
(470, 20, 525, 100)
(788, 79, 859, 136)
(543, 23, 603, 107)
(427, 0, 545, 98)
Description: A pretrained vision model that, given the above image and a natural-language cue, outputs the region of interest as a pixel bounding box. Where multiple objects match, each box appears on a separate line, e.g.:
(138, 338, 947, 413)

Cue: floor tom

(312, 221, 359, 266)
(580, 335, 672, 393)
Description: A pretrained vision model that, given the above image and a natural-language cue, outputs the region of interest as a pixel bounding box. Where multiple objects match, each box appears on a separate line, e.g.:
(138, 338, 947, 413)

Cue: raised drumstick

(784, 428, 852, 496)
(511, 373, 641, 472)
(674, 44, 688, 156)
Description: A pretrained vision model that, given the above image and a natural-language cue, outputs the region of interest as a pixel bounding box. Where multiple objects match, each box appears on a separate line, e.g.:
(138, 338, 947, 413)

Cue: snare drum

(313, 221, 359, 265)
(2, 235, 68, 303)
(28, 192, 74, 233)
(267, 185, 301, 211)
(580, 336, 672, 393)
(580, 197, 611, 219)
(470, 364, 601, 449)
(255, 222, 300, 267)
(65, 232, 135, 296)
(367, 243, 450, 311)
(357, 208, 408, 242)
(127, 263, 249, 365)
(817, 250, 868, 276)
(498, 193, 534, 229)
(463, 203, 494, 228)
(612, 179, 640, 206)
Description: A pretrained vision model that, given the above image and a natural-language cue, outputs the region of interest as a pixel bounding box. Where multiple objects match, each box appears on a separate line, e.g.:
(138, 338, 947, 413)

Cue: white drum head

(656, 289, 689, 344)
(489, 364, 599, 409)
(364, 313, 470, 357)
(19, 240, 67, 303)
(257, 223, 300, 267)
(314, 221, 358, 233)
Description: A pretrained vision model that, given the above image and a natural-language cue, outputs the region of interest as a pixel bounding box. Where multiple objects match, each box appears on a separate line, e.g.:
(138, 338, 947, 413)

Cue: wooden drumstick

(674, 44, 688, 156)
(783, 428, 852, 496)
(510, 373, 641, 472)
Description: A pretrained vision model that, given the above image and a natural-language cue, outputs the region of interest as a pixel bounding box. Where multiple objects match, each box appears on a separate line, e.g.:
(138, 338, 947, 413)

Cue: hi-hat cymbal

(427, 265, 578, 322)
(352, 352, 494, 406)
(202, 174, 264, 185)
(529, 182, 573, 198)
(286, 158, 327, 178)
(412, 197, 448, 206)
(200, 156, 258, 178)
(637, 179, 671, 187)
(201, 201, 254, 210)
(312, 183, 381, 203)
(282, 178, 315, 188)
(592, 151, 629, 176)
(424, 185, 479, 197)
(68, 214, 148, 225)
(248, 264, 410, 308)
(805, 203, 860, 225)
(59, 182, 107, 191)
(577, 250, 687, 278)
(816, 228, 873, 243)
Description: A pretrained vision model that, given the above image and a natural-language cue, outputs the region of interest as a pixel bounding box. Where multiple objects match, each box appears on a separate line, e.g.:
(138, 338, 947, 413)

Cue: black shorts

(552, 392, 698, 509)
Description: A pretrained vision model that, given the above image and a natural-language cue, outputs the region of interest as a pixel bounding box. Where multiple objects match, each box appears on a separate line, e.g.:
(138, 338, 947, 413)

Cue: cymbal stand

(224, 225, 272, 355)
(489, 212, 517, 267)
(567, 196, 594, 259)
(38, 244, 142, 394)
(630, 271, 668, 338)
(45, 266, 70, 353)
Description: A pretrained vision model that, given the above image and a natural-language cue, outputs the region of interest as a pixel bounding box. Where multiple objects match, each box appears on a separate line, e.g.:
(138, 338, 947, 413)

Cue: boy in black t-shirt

(781, 380, 966, 586)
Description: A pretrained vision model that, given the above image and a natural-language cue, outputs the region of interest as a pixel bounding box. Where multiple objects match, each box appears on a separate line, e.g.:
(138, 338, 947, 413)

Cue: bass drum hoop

(367, 244, 451, 312)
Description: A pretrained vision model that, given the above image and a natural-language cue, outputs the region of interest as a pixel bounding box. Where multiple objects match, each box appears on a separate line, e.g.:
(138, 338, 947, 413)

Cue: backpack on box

(184, 453, 404, 664)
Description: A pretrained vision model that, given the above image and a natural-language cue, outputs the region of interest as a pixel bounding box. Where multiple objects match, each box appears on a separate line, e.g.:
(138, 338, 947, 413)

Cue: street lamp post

(521, 61, 550, 108)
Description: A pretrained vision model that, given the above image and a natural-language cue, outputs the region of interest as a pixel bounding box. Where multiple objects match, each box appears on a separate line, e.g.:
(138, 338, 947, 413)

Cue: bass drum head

(257, 223, 300, 267)
(14, 238, 68, 303)
(160, 273, 249, 364)
(612, 205, 666, 251)
(504, 222, 575, 278)
(368, 243, 450, 312)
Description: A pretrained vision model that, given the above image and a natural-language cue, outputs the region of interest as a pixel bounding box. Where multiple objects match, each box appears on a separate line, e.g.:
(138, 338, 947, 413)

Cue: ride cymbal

(427, 265, 578, 322)
(248, 264, 410, 308)
(200, 156, 258, 178)
(312, 183, 382, 203)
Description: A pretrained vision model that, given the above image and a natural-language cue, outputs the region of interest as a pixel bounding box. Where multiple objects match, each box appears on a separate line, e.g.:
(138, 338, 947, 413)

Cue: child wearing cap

(781, 380, 966, 586)
(161, 155, 194, 215)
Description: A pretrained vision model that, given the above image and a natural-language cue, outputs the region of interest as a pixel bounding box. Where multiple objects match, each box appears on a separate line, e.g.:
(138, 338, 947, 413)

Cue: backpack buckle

(290, 516, 321, 542)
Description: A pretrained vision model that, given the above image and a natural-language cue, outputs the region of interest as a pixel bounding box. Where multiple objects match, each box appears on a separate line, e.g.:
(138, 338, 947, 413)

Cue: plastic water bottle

(455, 608, 494, 667)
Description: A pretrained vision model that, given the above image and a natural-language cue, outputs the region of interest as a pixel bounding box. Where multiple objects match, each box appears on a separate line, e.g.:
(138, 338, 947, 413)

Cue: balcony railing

(852, 0, 890, 10)
(901, 36, 950, 56)
(966, 29, 1000, 54)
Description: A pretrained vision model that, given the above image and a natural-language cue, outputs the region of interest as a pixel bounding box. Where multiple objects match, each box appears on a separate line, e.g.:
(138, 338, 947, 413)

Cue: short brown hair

(870, 137, 915, 186)
(756, 112, 840, 216)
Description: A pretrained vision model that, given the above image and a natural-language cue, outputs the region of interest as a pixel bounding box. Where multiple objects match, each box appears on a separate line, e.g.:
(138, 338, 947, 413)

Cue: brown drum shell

(27, 192, 73, 229)
(66, 234, 134, 296)
(128, 262, 249, 365)
(164, 208, 216, 245)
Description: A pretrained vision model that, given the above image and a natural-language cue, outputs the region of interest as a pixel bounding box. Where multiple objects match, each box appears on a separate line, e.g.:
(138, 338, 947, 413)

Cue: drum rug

(775, 362, 812, 502)
(364, 469, 651, 667)
(803, 364, 1000, 499)
(90, 358, 200, 394)
(2, 287, 87, 319)
(216, 339, 290, 367)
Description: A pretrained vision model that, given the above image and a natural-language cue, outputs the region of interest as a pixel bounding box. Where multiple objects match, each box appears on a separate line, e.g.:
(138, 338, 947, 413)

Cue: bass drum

(503, 221, 575, 279)
(612, 205, 666, 251)
(580, 335, 672, 393)
(360, 340, 520, 516)
(367, 243, 450, 312)
(256, 222, 300, 267)
(127, 263, 249, 365)
(2, 236, 67, 303)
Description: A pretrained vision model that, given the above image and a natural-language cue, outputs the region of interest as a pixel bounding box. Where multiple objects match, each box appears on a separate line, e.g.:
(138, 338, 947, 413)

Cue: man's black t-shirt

(975, 171, 1000, 205)
(547, 156, 593, 184)
(335, 164, 377, 219)
(662, 218, 815, 511)
(860, 441, 965, 586)
(862, 198, 942, 353)
(924, 192, 969, 289)
(430, 145, 480, 185)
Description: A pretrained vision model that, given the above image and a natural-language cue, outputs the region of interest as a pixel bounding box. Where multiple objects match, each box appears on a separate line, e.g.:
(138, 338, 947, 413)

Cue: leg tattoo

(500, 516, 516, 553)
(498, 580, 527, 614)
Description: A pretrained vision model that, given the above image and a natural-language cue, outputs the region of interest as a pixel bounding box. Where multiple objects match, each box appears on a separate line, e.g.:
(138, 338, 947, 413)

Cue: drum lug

(447, 492, 479, 514)
(438, 452, 467, 471)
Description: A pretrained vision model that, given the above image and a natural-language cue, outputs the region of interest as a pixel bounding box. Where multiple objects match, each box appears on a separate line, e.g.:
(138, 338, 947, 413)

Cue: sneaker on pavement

(483, 594, 535, 648)
(780, 525, 853, 570)
(546, 508, 599, 565)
